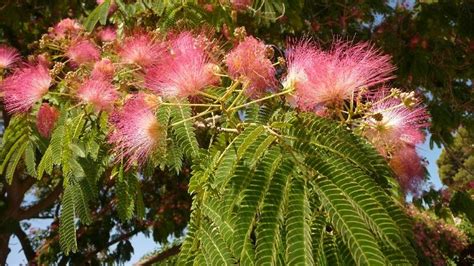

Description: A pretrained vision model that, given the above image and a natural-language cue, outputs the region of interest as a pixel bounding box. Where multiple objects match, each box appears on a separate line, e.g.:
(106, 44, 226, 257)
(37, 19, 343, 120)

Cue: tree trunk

(0, 233, 12, 265)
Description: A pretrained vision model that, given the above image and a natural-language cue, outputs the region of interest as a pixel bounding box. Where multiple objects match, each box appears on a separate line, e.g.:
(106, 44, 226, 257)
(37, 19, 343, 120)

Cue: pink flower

(225, 36, 276, 97)
(284, 40, 395, 112)
(91, 58, 115, 80)
(145, 32, 218, 98)
(283, 40, 323, 110)
(389, 146, 425, 195)
(119, 32, 164, 67)
(51, 18, 82, 39)
(231, 0, 253, 10)
(77, 79, 118, 111)
(97, 26, 117, 42)
(363, 90, 429, 152)
(0, 44, 20, 69)
(108, 94, 161, 167)
(36, 103, 59, 138)
(1, 62, 51, 113)
(66, 39, 100, 66)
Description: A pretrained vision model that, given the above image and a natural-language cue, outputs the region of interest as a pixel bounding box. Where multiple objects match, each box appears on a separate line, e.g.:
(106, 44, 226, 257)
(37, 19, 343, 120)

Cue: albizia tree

(0, 0, 469, 265)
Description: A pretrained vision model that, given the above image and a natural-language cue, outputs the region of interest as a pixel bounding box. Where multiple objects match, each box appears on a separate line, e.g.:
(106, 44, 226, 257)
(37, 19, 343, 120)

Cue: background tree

(0, 0, 472, 265)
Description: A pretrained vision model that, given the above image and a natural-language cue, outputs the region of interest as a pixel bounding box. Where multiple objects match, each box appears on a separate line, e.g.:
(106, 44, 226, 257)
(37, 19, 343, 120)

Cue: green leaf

(59, 184, 77, 255)
(73, 183, 92, 225)
(200, 221, 235, 266)
(311, 215, 327, 265)
(116, 165, 135, 221)
(232, 148, 281, 261)
(24, 141, 37, 177)
(84, 0, 111, 32)
(255, 159, 292, 265)
(170, 103, 200, 157)
(315, 177, 386, 266)
(285, 178, 314, 265)
(37, 147, 53, 179)
(5, 141, 28, 184)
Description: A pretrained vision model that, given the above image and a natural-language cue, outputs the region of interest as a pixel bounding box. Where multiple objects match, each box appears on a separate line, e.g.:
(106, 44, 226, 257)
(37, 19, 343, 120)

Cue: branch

(13, 224, 35, 263)
(135, 245, 181, 266)
(84, 228, 143, 258)
(17, 184, 63, 220)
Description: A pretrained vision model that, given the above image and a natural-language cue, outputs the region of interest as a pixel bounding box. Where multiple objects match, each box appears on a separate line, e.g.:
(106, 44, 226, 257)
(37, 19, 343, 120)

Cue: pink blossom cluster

(108, 94, 161, 167)
(1, 61, 51, 113)
(282, 39, 429, 194)
(36, 103, 60, 138)
(0, 18, 431, 176)
(364, 92, 429, 193)
(50, 18, 83, 39)
(230, 0, 253, 10)
(66, 39, 100, 66)
(97, 26, 117, 42)
(226, 36, 277, 97)
(284, 40, 394, 112)
(408, 206, 468, 266)
(145, 32, 218, 98)
(119, 32, 163, 67)
(0, 45, 20, 69)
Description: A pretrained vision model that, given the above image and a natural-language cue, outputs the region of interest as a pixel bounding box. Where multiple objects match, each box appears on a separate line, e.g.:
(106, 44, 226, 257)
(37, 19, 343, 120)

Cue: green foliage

(59, 184, 78, 254)
(0, 116, 29, 183)
(84, 0, 111, 32)
(438, 127, 474, 192)
(170, 103, 200, 158)
(179, 110, 417, 265)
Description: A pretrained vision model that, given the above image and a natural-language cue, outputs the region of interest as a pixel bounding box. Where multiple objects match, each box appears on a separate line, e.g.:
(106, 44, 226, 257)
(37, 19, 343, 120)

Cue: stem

(336, 108, 346, 123)
(170, 108, 218, 127)
(160, 102, 220, 108)
(217, 81, 240, 103)
(67, 103, 82, 111)
(197, 91, 220, 101)
(49, 91, 73, 97)
(118, 67, 141, 76)
(227, 88, 292, 112)
(227, 82, 248, 110)
(348, 91, 355, 121)
(72, 112, 85, 138)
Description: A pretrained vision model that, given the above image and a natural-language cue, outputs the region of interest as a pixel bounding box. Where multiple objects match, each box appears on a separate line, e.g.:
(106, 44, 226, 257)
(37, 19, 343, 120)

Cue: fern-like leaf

(170, 103, 199, 157)
(255, 159, 293, 266)
(285, 178, 314, 265)
(315, 176, 386, 265)
(59, 184, 77, 254)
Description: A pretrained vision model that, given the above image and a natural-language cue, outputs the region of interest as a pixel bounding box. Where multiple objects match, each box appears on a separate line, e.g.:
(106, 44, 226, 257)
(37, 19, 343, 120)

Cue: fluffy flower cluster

(91, 58, 115, 80)
(0, 18, 431, 182)
(119, 32, 164, 67)
(145, 32, 218, 98)
(364, 92, 428, 149)
(285, 40, 394, 112)
(108, 94, 161, 167)
(66, 39, 100, 66)
(226, 36, 277, 97)
(77, 79, 118, 111)
(1, 62, 51, 113)
(97, 26, 117, 42)
(408, 206, 468, 266)
(0, 45, 20, 69)
(231, 0, 253, 10)
(361, 91, 429, 193)
(51, 18, 82, 39)
(389, 147, 425, 194)
(36, 103, 60, 138)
